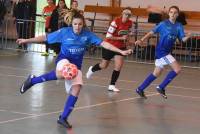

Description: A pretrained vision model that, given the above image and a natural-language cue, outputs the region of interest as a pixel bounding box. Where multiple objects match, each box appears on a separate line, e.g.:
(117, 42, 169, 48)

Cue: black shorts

(102, 47, 126, 60)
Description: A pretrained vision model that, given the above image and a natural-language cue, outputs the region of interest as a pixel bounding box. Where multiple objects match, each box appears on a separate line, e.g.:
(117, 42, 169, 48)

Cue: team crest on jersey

(118, 30, 129, 35)
(81, 36, 88, 42)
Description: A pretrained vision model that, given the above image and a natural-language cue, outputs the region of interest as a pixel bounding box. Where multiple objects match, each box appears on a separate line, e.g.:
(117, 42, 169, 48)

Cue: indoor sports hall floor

(0, 50, 200, 134)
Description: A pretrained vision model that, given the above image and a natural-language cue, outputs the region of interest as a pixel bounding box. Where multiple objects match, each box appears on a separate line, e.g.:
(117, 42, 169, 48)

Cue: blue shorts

(55, 54, 82, 70)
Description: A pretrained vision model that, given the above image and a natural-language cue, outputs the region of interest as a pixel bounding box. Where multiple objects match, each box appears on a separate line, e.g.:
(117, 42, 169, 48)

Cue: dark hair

(72, 12, 86, 26)
(71, 0, 78, 5)
(57, 0, 68, 9)
(123, 7, 132, 12)
(169, 6, 180, 14)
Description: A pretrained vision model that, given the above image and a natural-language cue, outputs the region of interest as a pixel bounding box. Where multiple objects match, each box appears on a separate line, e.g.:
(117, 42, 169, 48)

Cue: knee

(174, 67, 181, 74)
(56, 69, 63, 79)
(153, 69, 162, 77)
(71, 85, 81, 96)
(99, 63, 108, 69)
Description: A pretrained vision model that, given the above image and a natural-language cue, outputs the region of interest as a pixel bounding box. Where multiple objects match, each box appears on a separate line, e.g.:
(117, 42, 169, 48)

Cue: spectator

(13, 0, 34, 51)
(0, 0, 6, 26)
(49, 0, 69, 56)
(41, 0, 56, 56)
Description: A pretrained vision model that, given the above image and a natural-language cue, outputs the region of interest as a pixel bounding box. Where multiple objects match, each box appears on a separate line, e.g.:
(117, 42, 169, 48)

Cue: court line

(168, 94, 200, 100)
(0, 93, 158, 125)
(0, 53, 18, 57)
(89, 76, 200, 91)
(85, 83, 200, 100)
(0, 82, 200, 125)
(0, 109, 36, 116)
(0, 72, 199, 92)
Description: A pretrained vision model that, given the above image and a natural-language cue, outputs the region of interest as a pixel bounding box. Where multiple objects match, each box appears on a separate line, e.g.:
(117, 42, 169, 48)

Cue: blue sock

(159, 70, 177, 90)
(31, 70, 57, 85)
(61, 94, 78, 119)
(138, 73, 157, 91)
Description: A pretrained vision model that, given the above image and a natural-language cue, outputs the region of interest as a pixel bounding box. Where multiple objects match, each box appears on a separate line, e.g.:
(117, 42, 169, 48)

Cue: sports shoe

(57, 116, 72, 128)
(108, 85, 120, 92)
(156, 86, 167, 99)
(20, 75, 35, 94)
(136, 88, 147, 99)
(86, 66, 94, 79)
(41, 52, 49, 56)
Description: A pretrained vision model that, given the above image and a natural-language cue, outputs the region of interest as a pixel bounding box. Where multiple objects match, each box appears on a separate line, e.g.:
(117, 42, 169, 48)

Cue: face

(72, 18, 84, 34)
(168, 8, 179, 21)
(122, 9, 132, 22)
(47, 0, 54, 5)
(58, 0, 65, 8)
(71, 1, 78, 9)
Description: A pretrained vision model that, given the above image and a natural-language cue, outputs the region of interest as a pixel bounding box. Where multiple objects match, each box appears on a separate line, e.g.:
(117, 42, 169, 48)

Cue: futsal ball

(62, 63, 78, 80)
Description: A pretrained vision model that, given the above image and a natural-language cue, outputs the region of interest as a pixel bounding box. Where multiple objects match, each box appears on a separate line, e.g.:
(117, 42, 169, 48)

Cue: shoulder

(115, 17, 122, 24)
(110, 17, 123, 28)
(56, 27, 71, 34)
(161, 20, 168, 25)
(175, 22, 183, 27)
(127, 19, 133, 25)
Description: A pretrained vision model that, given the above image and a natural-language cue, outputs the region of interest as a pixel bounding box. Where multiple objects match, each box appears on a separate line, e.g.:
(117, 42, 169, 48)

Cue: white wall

(78, 0, 200, 11)
(78, 0, 200, 31)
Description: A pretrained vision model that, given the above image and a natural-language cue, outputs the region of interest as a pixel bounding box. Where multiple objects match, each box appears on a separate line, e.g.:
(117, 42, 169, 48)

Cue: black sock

(92, 63, 101, 72)
(110, 70, 120, 85)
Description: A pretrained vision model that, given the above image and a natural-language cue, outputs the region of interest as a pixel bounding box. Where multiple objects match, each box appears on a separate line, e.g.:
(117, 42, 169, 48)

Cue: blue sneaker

(136, 88, 147, 99)
(57, 116, 72, 128)
(20, 75, 35, 94)
(156, 86, 167, 99)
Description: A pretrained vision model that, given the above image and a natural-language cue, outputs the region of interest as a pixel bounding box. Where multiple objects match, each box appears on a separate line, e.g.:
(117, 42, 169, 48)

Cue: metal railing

(0, 18, 46, 52)
(1, 18, 199, 68)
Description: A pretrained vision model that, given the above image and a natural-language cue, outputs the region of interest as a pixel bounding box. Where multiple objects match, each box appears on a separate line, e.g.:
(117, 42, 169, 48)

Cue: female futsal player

(86, 7, 133, 92)
(16, 13, 132, 128)
(135, 6, 191, 99)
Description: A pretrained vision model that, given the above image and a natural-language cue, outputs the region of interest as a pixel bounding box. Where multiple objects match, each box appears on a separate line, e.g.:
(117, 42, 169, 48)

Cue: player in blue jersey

(134, 6, 191, 99)
(16, 13, 132, 128)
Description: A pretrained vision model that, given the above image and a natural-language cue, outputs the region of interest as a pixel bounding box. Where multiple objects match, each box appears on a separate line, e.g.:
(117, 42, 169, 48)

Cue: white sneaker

(86, 66, 94, 79)
(108, 85, 120, 92)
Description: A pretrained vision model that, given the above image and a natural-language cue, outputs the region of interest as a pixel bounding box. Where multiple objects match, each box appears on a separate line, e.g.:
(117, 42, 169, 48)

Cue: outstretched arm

(100, 41, 132, 56)
(135, 31, 154, 46)
(182, 33, 192, 42)
(16, 35, 47, 45)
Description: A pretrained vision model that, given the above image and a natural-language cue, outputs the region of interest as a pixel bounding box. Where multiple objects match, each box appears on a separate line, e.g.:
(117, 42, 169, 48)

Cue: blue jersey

(152, 20, 185, 59)
(46, 27, 103, 69)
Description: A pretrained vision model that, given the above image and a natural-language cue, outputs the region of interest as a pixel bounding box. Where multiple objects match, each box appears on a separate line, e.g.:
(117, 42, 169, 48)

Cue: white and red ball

(62, 63, 78, 80)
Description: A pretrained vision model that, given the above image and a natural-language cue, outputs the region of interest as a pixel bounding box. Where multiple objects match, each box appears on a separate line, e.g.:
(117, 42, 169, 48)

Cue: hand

(135, 40, 143, 46)
(122, 35, 128, 41)
(187, 32, 192, 38)
(16, 39, 27, 45)
(120, 49, 133, 56)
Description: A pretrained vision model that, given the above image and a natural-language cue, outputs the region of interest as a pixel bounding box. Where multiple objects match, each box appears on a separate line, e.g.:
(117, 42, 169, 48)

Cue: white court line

(0, 64, 200, 91)
(168, 94, 200, 100)
(1, 81, 200, 125)
(0, 70, 199, 93)
(0, 72, 199, 92)
(0, 93, 158, 125)
(0, 109, 37, 116)
(84, 83, 200, 100)
(90, 76, 200, 91)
